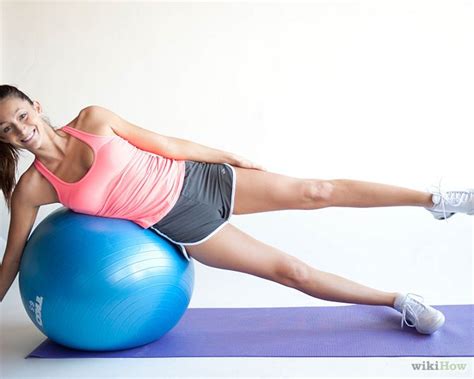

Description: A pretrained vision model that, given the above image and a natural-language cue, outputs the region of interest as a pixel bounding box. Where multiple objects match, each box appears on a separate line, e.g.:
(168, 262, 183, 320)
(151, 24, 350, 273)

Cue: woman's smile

(21, 127, 37, 144)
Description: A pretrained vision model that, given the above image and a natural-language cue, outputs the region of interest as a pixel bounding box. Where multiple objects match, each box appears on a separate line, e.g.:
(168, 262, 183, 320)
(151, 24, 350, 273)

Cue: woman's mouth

(21, 128, 36, 144)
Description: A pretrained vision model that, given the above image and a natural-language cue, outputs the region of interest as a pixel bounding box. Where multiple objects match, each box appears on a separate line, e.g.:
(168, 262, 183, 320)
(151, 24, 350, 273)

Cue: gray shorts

(149, 160, 236, 260)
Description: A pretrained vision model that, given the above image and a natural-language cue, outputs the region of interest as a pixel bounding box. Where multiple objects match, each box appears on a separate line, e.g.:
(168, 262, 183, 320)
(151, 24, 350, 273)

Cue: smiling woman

(0, 86, 38, 210)
(0, 86, 72, 211)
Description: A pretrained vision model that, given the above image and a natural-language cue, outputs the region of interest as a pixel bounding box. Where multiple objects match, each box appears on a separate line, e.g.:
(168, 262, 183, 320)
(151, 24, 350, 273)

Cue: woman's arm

(0, 260, 21, 302)
(84, 106, 266, 170)
(0, 179, 39, 302)
(167, 137, 267, 170)
(164, 136, 235, 164)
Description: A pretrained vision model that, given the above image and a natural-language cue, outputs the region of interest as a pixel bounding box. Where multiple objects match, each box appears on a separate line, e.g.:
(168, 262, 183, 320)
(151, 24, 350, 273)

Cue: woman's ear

(33, 100, 43, 114)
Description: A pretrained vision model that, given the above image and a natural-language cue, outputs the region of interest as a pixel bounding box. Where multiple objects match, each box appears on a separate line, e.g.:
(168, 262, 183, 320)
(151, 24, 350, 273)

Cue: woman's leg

(322, 179, 434, 208)
(232, 166, 434, 215)
(185, 223, 398, 307)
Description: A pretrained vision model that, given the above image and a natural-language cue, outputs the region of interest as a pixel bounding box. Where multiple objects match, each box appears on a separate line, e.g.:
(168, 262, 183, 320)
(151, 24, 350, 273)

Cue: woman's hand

(230, 154, 267, 171)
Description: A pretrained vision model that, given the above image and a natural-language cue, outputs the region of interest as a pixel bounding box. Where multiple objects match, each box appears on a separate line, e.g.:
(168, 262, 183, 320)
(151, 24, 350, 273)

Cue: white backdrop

(1, 0, 472, 311)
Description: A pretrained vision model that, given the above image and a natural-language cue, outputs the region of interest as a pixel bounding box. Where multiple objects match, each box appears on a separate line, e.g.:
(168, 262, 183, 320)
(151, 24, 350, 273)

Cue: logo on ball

(33, 295, 43, 327)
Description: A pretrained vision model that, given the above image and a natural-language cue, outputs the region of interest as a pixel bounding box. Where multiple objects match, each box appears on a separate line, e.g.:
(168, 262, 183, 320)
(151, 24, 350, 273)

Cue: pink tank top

(33, 125, 186, 228)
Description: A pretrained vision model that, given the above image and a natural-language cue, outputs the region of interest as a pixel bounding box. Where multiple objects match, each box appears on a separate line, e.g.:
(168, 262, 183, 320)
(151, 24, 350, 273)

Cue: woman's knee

(303, 179, 334, 208)
(275, 257, 312, 288)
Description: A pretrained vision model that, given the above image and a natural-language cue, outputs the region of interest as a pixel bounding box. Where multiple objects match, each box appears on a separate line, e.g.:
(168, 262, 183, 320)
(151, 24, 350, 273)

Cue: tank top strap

(61, 125, 114, 152)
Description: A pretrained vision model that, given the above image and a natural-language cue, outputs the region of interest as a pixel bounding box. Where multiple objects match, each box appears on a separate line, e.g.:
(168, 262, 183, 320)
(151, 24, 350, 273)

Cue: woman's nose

(17, 125, 28, 137)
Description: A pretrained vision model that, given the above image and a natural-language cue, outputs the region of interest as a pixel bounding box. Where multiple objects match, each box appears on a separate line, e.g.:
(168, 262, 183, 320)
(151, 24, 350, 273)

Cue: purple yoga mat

(26, 304, 473, 358)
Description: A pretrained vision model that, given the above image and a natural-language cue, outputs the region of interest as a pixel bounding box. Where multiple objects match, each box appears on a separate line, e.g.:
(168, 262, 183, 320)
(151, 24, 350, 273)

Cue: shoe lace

(429, 178, 474, 222)
(428, 177, 450, 223)
(400, 293, 427, 329)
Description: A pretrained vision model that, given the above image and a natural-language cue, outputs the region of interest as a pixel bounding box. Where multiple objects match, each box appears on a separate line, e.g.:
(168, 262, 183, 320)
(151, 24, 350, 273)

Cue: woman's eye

(2, 114, 26, 133)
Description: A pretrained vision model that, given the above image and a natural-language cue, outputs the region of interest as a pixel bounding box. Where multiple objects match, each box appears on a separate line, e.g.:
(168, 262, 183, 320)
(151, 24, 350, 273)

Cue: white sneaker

(426, 186, 474, 220)
(393, 293, 445, 334)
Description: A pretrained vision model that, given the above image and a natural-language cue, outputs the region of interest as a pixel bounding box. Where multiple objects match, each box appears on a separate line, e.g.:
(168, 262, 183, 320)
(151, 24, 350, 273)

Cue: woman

(0, 85, 472, 334)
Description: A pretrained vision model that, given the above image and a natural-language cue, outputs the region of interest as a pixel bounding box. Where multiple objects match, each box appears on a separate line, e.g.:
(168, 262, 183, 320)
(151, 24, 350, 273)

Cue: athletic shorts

(149, 160, 236, 260)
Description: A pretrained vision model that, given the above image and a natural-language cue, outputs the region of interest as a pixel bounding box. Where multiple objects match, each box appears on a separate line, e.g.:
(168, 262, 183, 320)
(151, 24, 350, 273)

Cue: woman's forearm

(0, 260, 20, 302)
(167, 137, 237, 165)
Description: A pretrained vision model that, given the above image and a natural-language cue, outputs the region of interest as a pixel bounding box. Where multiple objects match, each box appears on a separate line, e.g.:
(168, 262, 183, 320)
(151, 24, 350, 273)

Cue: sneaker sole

(416, 313, 446, 334)
(432, 212, 474, 219)
(429, 210, 455, 220)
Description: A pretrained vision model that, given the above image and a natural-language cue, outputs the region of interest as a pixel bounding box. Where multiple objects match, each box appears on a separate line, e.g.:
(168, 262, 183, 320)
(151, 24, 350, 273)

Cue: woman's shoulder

(17, 165, 58, 206)
(65, 106, 116, 137)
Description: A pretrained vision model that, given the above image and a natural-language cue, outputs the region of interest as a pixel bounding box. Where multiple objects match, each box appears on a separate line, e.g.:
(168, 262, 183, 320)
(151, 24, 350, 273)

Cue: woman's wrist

(226, 153, 239, 165)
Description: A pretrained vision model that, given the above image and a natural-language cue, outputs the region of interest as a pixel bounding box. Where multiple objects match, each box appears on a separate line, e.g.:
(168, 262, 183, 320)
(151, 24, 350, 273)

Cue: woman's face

(0, 97, 44, 150)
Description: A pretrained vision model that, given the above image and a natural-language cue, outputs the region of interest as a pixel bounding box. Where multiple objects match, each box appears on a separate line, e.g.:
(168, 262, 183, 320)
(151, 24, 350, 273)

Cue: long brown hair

(0, 85, 35, 212)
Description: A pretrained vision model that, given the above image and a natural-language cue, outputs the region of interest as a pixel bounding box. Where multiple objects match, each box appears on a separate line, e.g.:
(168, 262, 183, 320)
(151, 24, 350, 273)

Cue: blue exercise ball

(19, 207, 194, 351)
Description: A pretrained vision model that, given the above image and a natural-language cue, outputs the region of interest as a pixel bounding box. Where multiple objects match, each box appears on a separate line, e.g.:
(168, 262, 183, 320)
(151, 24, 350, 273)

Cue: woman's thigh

(232, 166, 328, 215)
(185, 223, 308, 286)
